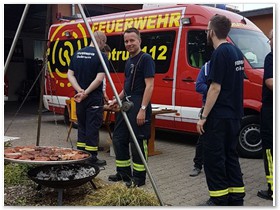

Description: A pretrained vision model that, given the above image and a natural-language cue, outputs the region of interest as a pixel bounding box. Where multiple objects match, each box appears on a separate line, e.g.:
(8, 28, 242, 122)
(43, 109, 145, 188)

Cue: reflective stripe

(228, 186, 245, 193)
(209, 188, 229, 197)
(85, 145, 98, 151)
(77, 142, 86, 148)
(133, 163, 146, 172)
(267, 177, 273, 186)
(266, 149, 273, 176)
(143, 139, 148, 160)
(116, 159, 131, 167)
(266, 149, 274, 191)
(266, 176, 273, 190)
(204, 62, 208, 76)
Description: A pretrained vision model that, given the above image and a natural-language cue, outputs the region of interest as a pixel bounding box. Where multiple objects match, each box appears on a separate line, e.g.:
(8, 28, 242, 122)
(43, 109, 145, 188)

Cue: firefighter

(197, 15, 245, 206)
(257, 29, 273, 200)
(190, 61, 211, 177)
(108, 27, 155, 187)
(67, 31, 109, 166)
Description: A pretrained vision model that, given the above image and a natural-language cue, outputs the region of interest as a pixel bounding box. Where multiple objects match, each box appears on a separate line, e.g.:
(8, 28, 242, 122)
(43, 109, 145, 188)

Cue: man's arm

(67, 69, 83, 93)
(263, 52, 273, 91)
(196, 82, 221, 134)
(137, 77, 154, 126)
(265, 78, 273, 91)
(195, 68, 208, 95)
(141, 77, 154, 108)
(201, 82, 221, 117)
(84, 72, 105, 95)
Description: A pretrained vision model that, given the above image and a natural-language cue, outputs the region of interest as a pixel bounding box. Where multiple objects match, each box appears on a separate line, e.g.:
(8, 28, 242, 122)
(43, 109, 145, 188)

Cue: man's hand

(137, 109, 146, 126)
(196, 119, 206, 135)
(103, 92, 109, 104)
(108, 98, 116, 106)
(74, 91, 88, 103)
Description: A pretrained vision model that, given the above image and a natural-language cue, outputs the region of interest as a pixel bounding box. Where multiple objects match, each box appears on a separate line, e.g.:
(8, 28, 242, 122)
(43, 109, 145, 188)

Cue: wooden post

(36, 4, 52, 146)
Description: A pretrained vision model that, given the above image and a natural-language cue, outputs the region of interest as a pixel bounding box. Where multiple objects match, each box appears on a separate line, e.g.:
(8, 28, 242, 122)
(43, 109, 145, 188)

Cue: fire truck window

(187, 30, 213, 69)
(229, 28, 270, 69)
(106, 31, 176, 74)
(141, 31, 175, 74)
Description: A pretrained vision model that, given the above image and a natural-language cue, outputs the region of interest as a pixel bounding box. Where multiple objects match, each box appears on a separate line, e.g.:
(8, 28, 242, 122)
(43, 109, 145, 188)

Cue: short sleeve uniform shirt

(124, 52, 155, 96)
(262, 52, 273, 105)
(69, 46, 109, 98)
(208, 43, 244, 119)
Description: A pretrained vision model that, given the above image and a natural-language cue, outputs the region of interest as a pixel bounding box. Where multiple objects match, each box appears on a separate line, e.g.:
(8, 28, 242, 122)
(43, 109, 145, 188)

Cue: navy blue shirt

(208, 43, 244, 119)
(124, 52, 155, 96)
(69, 46, 109, 98)
(262, 52, 273, 105)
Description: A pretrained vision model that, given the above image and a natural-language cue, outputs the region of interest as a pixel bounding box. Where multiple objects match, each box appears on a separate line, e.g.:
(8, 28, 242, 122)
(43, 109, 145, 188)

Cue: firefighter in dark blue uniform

(108, 27, 155, 187)
(197, 15, 245, 206)
(257, 29, 273, 200)
(190, 61, 211, 177)
(68, 31, 109, 166)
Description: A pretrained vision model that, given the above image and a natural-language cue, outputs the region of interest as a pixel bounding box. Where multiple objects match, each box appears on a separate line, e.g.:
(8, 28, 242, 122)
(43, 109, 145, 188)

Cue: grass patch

(4, 162, 33, 187)
(73, 182, 160, 206)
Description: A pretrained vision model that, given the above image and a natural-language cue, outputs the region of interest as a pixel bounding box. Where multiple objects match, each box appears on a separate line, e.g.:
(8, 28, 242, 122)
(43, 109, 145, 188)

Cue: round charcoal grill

(27, 163, 100, 205)
(4, 146, 92, 165)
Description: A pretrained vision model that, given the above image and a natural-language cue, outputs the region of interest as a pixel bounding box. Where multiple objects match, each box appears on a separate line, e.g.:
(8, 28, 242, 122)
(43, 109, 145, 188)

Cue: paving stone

(4, 101, 274, 206)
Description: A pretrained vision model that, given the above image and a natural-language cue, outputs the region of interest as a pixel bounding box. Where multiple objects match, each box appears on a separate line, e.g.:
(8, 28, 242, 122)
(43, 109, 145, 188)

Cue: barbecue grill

(27, 163, 100, 206)
(4, 146, 101, 206)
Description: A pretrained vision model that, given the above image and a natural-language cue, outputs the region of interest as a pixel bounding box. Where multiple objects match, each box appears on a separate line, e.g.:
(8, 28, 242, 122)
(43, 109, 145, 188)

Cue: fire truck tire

(237, 115, 262, 159)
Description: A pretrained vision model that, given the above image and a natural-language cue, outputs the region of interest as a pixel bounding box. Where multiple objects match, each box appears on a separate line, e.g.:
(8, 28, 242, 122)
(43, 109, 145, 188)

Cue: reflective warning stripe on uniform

(209, 188, 229, 197)
(116, 159, 131, 167)
(77, 142, 86, 148)
(266, 176, 273, 184)
(266, 149, 273, 191)
(85, 145, 98, 151)
(143, 139, 148, 160)
(133, 163, 146, 172)
(266, 175, 273, 191)
(228, 186, 245, 193)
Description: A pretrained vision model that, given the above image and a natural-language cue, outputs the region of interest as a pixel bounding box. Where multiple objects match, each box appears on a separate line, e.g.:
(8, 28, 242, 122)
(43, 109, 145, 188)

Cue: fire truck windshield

(229, 28, 270, 69)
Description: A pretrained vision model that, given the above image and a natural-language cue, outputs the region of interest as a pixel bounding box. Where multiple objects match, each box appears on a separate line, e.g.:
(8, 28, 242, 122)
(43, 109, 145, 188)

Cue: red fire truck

(43, 4, 270, 158)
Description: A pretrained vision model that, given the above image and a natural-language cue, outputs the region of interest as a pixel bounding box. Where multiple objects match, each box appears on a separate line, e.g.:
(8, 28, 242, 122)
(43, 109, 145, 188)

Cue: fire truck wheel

(237, 115, 262, 159)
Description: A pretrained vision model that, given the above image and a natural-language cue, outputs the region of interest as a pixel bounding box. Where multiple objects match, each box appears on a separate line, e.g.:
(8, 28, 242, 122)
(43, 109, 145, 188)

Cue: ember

(35, 164, 96, 181)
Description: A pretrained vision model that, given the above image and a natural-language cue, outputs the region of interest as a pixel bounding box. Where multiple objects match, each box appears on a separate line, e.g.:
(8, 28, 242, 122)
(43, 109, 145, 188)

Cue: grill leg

(57, 189, 63, 206)
(89, 180, 97, 189)
(36, 184, 42, 191)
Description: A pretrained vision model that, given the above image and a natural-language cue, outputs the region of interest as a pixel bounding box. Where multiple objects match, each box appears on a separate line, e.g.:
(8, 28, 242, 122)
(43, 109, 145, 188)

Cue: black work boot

(198, 199, 217, 206)
(108, 173, 130, 182)
(189, 167, 201, 177)
(92, 158, 107, 166)
(257, 190, 273, 200)
(87, 155, 106, 166)
(125, 177, 145, 188)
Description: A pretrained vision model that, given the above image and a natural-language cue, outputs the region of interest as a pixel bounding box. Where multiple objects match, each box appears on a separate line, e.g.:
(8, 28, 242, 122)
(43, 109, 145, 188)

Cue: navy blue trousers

(203, 118, 245, 205)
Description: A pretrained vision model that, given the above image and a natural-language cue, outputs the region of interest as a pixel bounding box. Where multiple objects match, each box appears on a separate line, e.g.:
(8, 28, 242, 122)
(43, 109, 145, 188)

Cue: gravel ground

(4, 177, 109, 206)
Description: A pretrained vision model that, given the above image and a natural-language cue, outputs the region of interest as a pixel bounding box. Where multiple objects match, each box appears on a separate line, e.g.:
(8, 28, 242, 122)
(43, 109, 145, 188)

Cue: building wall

(52, 4, 73, 23)
(247, 14, 272, 38)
